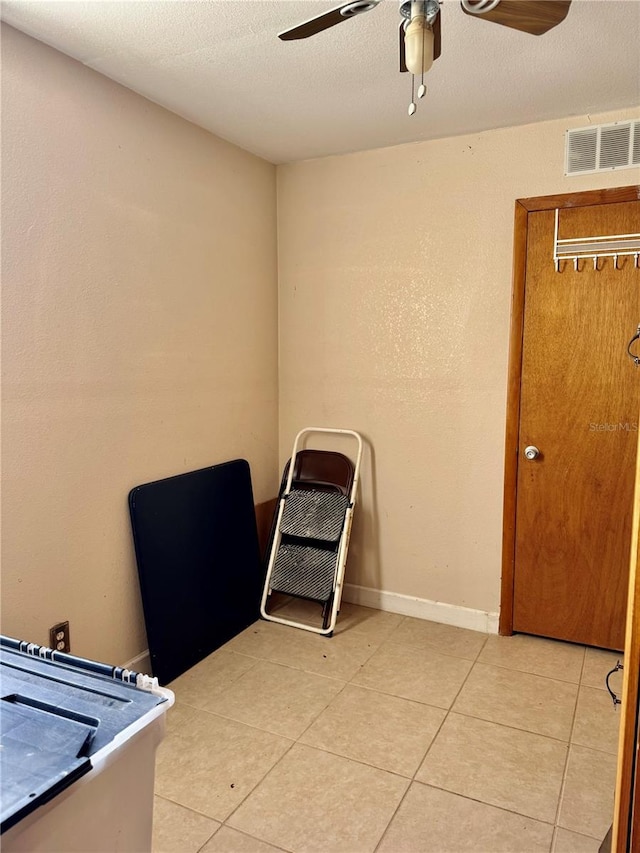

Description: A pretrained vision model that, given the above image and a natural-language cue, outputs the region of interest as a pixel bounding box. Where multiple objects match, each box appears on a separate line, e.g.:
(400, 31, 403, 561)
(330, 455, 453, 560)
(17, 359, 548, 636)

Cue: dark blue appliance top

(0, 638, 168, 834)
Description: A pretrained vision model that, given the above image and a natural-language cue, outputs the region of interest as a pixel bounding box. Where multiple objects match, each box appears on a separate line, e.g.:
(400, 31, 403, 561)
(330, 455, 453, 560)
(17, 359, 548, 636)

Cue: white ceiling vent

(565, 120, 640, 176)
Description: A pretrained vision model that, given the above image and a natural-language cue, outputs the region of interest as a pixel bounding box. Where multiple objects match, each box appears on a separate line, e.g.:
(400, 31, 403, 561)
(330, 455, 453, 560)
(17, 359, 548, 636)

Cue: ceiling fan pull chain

(408, 74, 417, 115)
(418, 17, 426, 98)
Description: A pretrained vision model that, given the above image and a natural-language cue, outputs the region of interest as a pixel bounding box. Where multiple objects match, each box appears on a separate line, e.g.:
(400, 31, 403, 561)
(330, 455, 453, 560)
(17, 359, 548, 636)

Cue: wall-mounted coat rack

(553, 209, 640, 272)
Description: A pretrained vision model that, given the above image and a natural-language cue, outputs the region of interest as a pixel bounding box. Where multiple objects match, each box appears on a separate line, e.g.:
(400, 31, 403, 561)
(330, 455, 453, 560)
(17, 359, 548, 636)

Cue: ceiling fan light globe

(404, 17, 434, 75)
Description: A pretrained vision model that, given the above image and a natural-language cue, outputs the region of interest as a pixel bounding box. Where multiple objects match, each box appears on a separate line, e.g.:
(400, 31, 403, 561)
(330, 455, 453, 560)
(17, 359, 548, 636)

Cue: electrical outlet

(49, 621, 70, 653)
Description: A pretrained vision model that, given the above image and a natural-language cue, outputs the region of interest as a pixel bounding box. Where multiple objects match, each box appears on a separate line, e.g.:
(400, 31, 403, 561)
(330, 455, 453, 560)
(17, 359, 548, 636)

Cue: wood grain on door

(512, 200, 640, 650)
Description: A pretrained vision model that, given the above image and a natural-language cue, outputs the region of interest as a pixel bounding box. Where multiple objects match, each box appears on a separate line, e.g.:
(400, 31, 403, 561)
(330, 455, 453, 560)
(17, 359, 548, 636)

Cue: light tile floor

(153, 601, 623, 853)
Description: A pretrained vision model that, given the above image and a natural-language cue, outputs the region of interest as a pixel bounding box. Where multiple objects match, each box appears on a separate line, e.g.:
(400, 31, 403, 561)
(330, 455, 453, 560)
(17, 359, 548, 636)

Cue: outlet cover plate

(49, 621, 70, 653)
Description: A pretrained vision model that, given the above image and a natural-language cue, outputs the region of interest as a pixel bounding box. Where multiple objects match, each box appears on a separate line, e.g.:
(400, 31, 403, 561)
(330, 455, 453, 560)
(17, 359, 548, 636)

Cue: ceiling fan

(279, 0, 572, 115)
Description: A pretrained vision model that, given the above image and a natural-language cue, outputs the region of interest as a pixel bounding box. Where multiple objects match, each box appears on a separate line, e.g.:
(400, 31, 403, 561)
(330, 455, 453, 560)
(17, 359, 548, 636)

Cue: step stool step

(280, 490, 349, 542)
(270, 543, 338, 602)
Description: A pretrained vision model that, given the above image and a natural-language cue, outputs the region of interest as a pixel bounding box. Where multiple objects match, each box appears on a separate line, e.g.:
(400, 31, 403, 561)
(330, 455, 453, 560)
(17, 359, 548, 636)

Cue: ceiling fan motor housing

(460, 0, 502, 14)
(399, 0, 440, 25)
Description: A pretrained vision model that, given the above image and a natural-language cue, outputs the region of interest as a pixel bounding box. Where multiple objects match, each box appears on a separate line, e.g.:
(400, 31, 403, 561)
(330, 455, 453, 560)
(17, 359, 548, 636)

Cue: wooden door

(508, 195, 640, 650)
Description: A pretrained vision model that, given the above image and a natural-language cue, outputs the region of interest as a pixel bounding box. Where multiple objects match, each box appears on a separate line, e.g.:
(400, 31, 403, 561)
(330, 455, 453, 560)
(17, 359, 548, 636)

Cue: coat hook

(635, 253, 639, 269)
(573, 257, 580, 272)
(592, 255, 599, 271)
(614, 254, 620, 270)
(554, 258, 560, 272)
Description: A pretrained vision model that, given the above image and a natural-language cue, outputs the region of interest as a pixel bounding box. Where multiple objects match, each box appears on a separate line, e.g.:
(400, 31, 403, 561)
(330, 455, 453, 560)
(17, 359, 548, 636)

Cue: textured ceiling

(2, 0, 639, 164)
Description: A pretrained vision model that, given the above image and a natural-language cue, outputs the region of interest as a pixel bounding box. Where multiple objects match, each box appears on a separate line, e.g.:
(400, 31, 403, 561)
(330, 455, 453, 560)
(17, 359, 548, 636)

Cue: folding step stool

(260, 428, 363, 636)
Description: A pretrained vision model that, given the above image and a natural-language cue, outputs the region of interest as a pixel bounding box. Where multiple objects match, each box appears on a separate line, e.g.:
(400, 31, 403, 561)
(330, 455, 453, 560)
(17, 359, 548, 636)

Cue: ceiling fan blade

(460, 0, 571, 35)
(433, 9, 442, 59)
(399, 21, 408, 72)
(278, 1, 379, 41)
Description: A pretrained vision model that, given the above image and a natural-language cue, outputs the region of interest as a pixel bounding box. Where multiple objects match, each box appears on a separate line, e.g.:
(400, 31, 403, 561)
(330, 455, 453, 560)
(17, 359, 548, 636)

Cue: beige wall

(1, 25, 279, 664)
(277, 108, 640, 616)
(2, 22, 638, 661)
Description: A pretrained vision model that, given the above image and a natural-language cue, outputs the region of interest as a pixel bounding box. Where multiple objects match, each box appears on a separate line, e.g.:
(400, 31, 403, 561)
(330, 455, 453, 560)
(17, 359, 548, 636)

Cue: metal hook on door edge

(628, 325, 640, 366)
(606, 661, 624, 710)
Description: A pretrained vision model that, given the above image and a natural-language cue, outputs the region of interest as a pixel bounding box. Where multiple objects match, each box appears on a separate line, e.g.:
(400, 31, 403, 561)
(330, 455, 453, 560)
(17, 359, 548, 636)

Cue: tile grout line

(160, 638, 302, 850)
(155, 794, 287, 853)
(371, 632, 490, 853)
(226, 618, 535, 687)
(161, 616, 605, 853)
(215, 618, 392, 851)
(472, 658, 590, 689)
(154, 792, 222, 825)
(168, 653, 263, 705)
(342, 677, 452, 706)
(468, 658, 594, 687)
(553, 825, 610, 844)
(219, 734, 299, 835)
(225, 625, 386, 682)
(167, 618, 498, 847)
(369, 622, 421, 853)
(552, 644, 587, 837)
(176, 699, 342, 742)
(155, 726, 295, 845)
(569, 740, 620, 757)
(410, 634, 490, 780)
(404, 631, 585, 849)
(443, 706, 576, 745)
(369, 616, 437, 853)
(376, 615, 491, 662)
(193, 821, 223, 853)
(373, 633, 586, 852)
(197, 824, 292, 853)
(294, 680, 352, 742)
(222, 649, 373, 683)
(410, 778, 559, 827)
(274, 740, 422, 783)
(240, 648, 506, 782)
(370, 781, 412, 853)
(218, 739, 417, 851)
(374, 637, 496, 666)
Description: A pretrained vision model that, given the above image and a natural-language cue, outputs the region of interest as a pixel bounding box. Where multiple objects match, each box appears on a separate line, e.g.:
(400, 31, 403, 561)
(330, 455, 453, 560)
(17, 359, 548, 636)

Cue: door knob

(524, 445, 540, 460)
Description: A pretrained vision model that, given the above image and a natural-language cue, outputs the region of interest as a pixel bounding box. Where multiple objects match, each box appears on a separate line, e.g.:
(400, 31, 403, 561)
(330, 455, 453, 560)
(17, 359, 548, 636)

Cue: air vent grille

(633, 121, 640, 166)
(565, 121, 640, 176)
(566, 127, 597, 174)
(599, 123, 631, 170)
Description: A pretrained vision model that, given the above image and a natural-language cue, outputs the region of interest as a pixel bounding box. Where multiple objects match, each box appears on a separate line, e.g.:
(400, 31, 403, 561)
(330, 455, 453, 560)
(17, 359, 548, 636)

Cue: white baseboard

(122, 589, 498, 674)
(123, 649, 152, 674)
(342, 583, 499, 634)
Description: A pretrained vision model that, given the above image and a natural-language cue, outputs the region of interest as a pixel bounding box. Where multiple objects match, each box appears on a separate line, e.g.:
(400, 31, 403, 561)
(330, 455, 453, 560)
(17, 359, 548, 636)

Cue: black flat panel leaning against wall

(129, 459, 263, 685)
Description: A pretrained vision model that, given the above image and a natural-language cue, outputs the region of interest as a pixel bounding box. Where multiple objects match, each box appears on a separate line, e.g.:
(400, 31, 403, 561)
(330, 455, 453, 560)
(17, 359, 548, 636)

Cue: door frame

(612, 414, 640, 851)
(499, 184, 640, 636)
